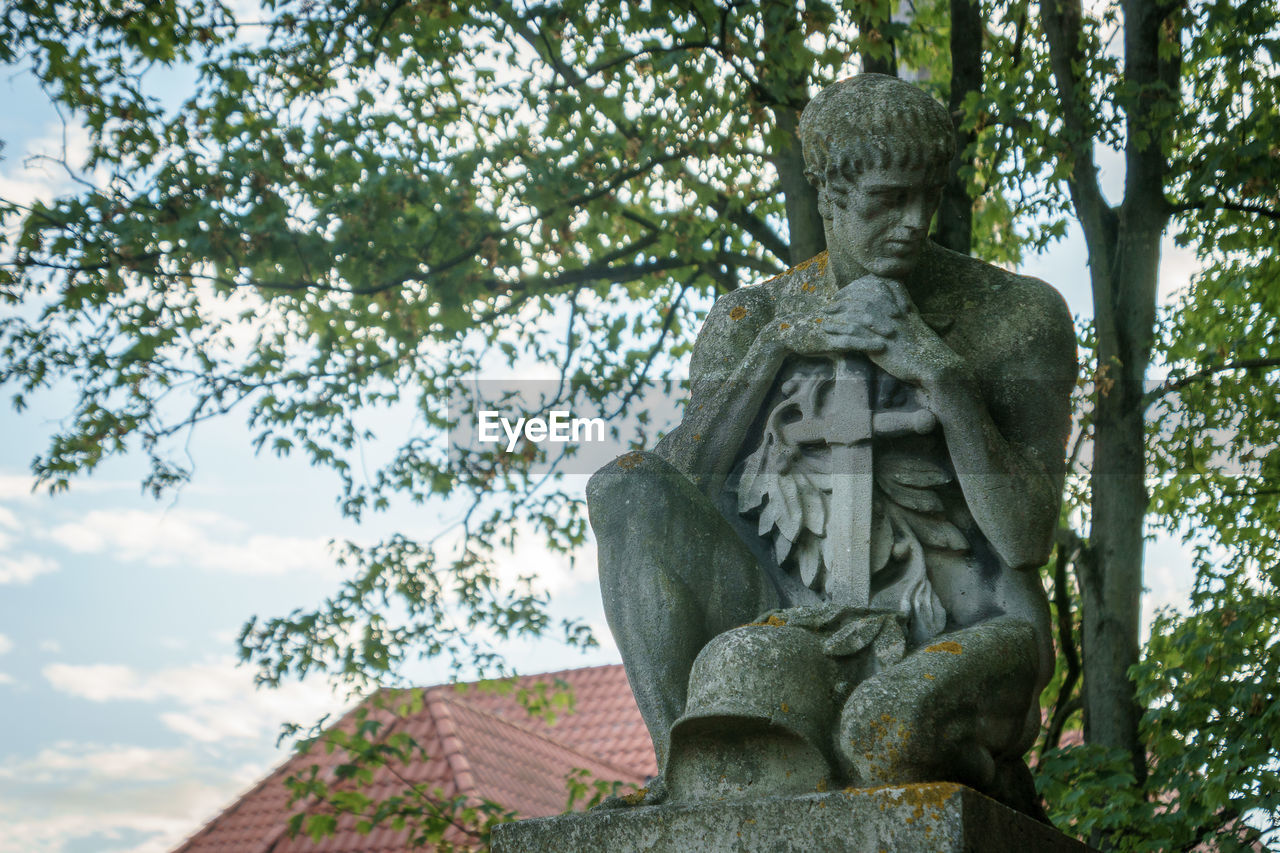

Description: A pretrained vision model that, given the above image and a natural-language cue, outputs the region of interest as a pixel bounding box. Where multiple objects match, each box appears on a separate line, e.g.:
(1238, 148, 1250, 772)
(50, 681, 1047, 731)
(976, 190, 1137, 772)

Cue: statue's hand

(825, 274, 911, 330)
(766, 313, 865, 359)
(772, 273, 909, 362)
(820, 274, 958, 385)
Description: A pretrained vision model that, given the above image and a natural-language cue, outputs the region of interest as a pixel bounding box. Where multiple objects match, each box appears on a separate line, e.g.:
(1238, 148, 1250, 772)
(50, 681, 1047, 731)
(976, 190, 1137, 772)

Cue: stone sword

(820, 353, 938, 607)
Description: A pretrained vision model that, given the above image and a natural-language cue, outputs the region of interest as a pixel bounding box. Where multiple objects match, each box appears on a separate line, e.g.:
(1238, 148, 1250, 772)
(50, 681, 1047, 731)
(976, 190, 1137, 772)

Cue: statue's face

(827, 164, 944, 281)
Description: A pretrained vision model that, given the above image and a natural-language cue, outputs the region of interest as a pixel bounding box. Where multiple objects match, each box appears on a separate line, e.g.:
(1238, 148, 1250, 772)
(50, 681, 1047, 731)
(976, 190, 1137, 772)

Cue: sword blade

(824, 355, 875, 607)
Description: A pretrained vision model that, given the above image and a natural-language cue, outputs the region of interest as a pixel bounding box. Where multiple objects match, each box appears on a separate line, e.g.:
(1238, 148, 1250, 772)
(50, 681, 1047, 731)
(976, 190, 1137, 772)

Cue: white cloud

(44, 664, 143, 702)
(0, 744, 195, 784)
(0, 748, 270, 853)
(44, 656, 349, 743)
(0, 471, 132, 502)
(0, 120, 93, 211)
(0, 475, 36, 502)
(1141, 532, 1198, 643)
(1158, 233, 1203, 302)
(0, 673, 13, 686)
(437, 521, 596, 598)
(1145, 560, 1195, 618)
(0, 553, 58, 584)
(0, 634, 12, 655)
(0, 507, 17, 529)
(46, 508, 335, 576)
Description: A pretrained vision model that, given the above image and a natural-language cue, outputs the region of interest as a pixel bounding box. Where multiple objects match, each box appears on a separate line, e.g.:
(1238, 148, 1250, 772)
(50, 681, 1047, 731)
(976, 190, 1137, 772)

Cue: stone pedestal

(492, 782, 1094, 853)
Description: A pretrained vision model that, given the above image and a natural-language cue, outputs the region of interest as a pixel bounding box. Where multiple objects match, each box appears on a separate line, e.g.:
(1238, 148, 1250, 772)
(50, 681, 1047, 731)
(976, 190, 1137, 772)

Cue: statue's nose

(901, 196, 931, 233)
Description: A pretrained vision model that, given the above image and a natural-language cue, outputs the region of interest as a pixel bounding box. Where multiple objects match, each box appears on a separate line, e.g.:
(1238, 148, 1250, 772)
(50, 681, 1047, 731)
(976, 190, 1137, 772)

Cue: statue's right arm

(654, 286, 792, 497)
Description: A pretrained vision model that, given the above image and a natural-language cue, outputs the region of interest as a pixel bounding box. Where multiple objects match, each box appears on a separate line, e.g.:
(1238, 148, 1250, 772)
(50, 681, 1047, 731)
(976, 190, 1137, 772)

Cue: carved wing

(737, 364, 968, 646)
(737, 365, 832, 588)
(869, 449, 966, 644)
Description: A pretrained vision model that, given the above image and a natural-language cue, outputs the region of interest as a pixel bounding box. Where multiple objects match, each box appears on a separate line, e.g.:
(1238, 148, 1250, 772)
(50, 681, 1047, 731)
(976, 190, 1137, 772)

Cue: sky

(0, 48, 1207, 853)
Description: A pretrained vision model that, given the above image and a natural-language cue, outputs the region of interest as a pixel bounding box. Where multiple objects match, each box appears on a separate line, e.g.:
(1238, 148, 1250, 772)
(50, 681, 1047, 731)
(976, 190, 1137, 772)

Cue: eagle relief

(734, 356, 959, 645)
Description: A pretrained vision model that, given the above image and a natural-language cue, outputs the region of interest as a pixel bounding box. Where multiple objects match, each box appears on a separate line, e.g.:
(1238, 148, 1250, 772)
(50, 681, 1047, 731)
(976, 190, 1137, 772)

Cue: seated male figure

(588, 74, 1076, 816)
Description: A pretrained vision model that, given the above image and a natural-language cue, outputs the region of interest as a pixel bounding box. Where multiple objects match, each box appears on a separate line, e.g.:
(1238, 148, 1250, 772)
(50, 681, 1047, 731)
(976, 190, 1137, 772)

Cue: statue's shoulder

(919, 242, 1074, 342)
(698, 251, 830, 335)
(688, 253, 828, 381)
(756, 251, 830, 305)
(705, 251, 829, 317)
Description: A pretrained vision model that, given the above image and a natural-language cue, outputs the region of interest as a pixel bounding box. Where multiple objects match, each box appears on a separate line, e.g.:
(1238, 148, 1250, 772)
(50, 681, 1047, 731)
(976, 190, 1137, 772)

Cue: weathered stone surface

(587, 73, 1079, 818)
(492, 783, 1096, 853)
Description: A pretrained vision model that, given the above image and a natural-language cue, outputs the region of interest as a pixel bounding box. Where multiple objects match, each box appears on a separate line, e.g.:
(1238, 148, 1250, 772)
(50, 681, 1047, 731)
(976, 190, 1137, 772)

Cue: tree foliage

(3, 0, 1280, 850)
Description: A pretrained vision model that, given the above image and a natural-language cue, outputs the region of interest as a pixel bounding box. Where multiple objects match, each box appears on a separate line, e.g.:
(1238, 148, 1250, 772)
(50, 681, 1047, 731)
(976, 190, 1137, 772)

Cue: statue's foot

(594, 776, 667, 810)
(989, 759, 1049, 824)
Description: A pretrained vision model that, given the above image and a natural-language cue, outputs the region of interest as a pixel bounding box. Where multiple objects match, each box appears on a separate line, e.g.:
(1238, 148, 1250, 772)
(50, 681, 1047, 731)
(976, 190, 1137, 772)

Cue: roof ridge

(441, 661, 626, 693)
(169, 666, 641, 852)
(260, 690, 468, 852)
(169, 760, 291, 853)
(505, 661, 625, 685)
(425, 686, 478, 796)
(171, 696, 378, 853)
(443, 688, 646, 783)
(259, 695, 414, 853)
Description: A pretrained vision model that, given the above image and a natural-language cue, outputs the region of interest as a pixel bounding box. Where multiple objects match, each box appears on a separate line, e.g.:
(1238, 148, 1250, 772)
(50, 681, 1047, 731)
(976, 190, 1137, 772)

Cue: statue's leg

(836, 616, 1044, 816)
(587, 451, 780, 775)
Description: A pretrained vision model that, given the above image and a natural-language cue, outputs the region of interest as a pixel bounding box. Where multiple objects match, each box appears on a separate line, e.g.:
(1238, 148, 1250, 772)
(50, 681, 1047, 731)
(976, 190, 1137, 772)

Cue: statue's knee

(587, 452, 676, 521)
(588, 451, 716, 550)
(589, 453, 688, 590)
(836, 621, 1041, 789)
(837, 674, 998, 789)
(837, 679, 931, 785)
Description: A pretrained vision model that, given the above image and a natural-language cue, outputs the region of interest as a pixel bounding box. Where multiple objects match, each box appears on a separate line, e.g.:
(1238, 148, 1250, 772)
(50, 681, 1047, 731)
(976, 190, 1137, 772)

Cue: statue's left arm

(822, 274, 1077, 571)
(923, 289, 1076, 570)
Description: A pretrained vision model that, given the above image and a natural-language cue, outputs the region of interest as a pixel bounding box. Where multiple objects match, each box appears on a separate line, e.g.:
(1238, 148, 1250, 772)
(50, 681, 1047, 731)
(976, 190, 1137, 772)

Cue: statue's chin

(865, 255, 920, 280)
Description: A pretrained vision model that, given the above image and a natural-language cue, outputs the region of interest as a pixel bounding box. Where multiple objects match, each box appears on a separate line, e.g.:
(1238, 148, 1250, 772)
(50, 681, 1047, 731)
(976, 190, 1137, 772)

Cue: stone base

(492, 783, 1094, 853)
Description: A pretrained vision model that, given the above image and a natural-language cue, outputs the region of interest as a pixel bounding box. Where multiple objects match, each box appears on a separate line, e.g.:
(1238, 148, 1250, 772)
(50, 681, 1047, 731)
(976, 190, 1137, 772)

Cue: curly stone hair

(799, 74, 955, 217)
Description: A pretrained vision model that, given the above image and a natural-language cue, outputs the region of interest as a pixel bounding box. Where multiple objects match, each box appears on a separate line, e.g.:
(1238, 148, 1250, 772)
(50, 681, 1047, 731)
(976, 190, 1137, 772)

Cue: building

(172, 664, 655, 852)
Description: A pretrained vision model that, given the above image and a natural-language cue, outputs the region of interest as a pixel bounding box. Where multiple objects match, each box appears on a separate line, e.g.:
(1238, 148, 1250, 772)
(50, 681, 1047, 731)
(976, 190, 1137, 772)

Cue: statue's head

(799, 74, 954, 280)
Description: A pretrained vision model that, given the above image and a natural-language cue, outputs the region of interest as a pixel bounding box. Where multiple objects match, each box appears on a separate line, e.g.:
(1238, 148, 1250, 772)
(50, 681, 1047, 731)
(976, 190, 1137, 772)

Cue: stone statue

(587, 74, 1077, 818)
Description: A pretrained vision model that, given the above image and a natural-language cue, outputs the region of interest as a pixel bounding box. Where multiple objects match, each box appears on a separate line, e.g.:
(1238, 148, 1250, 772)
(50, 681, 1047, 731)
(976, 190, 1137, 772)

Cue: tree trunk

(935, 0, 983, 255)
(760, 3, 825, 263)
(1081, 0, 1177, 787)
(1041, 0, 1180, 795)
(1083, 228, 1158, 785)
(771, 103, 827, 264)
(857, 1, 899, 76)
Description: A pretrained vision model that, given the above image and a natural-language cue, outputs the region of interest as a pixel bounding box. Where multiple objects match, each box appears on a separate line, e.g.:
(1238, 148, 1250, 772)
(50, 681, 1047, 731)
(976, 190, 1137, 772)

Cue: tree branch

(605, 284, 690, 419)
(1146, 357, 1280, 404)
(9, 250, 694, 301)
(714, 250, 783, 278)
(725, 206, 789, 263)
(1178, 807, 1243, 853)
(1039, 0, 1117, 247)
(674, 164, 789, 263)
(1120, 0, 1181, 223)
(1170, 199, 1280, 221)
(1042, 527, 1085, 756)
(581, 40, 716, 80)
(936, 0, 984, 254)
(4, 145, 689, 298)
(491, 3, 589, 90)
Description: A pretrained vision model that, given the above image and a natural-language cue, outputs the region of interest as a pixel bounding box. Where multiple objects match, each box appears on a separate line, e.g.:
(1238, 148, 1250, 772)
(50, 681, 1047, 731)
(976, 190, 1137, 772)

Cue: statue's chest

(733, 357, 967, 645)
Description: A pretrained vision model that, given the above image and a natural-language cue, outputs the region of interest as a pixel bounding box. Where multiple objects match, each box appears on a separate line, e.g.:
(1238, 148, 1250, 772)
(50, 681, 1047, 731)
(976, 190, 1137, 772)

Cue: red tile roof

(452, 661, 656, 780)
(172, 663, 654, 853)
